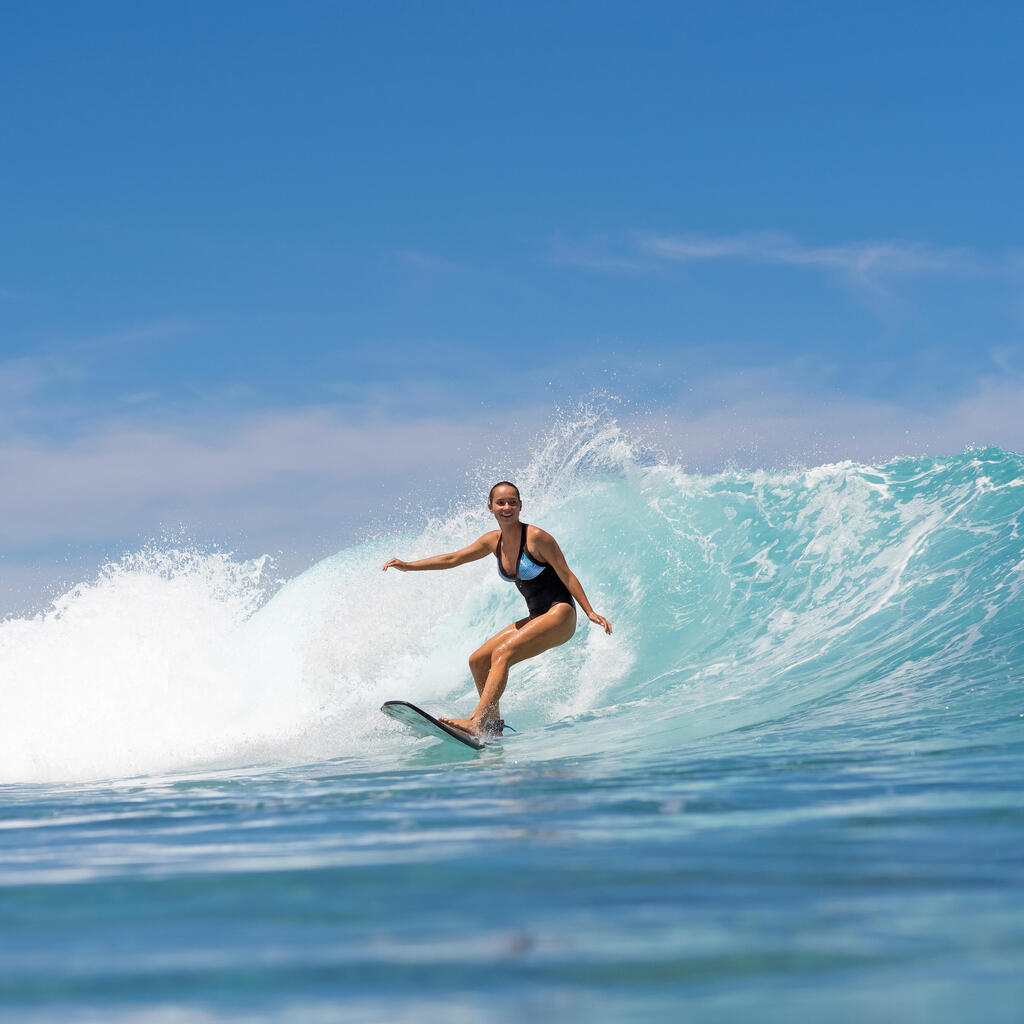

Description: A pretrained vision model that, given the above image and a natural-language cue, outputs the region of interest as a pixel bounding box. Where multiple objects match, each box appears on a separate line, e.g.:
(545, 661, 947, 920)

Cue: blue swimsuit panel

(497, 542, 546, 582)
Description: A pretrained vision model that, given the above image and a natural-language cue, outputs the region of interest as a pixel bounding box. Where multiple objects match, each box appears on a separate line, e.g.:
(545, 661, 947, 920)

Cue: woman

(382, 481, 612, 738)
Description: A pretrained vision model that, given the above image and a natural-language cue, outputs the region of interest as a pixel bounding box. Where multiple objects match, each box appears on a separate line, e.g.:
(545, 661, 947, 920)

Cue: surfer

(382, 481, 612, 738)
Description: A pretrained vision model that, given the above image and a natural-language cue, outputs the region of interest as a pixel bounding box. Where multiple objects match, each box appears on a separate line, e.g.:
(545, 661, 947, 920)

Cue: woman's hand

(588, 612, 613, 634)
(382, 558, 409, 572)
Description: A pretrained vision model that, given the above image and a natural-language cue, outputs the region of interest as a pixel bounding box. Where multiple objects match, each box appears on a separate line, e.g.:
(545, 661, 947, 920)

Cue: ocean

(2, 418, 1023, 1022)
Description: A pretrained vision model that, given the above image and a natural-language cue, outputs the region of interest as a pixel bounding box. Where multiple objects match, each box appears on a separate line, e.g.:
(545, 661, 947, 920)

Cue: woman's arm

(530, 528, 612, 634)
(382, 532, 495, 572)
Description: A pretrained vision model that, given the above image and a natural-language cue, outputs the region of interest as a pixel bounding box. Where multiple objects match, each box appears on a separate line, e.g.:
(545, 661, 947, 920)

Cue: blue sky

(2, 1, 1023, 611)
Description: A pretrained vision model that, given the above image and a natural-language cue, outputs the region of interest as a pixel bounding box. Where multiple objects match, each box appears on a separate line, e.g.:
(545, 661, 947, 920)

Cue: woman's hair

(488, 480, 521, 504)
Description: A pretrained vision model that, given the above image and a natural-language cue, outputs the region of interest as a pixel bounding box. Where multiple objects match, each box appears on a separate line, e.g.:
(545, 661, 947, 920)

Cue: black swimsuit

(496, 523, 575, 619)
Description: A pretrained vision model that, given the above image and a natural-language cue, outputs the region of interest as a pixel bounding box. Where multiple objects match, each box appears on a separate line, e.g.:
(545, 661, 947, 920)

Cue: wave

(2, 410, 1021, 783)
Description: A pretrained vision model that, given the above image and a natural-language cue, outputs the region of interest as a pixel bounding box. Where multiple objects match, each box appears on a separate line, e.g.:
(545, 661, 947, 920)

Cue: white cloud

(0, 353, 84, 407)
(0, 407, 499, 549)
(0, 322, 189, 393)
(547, 236, 649, 273)
(553, 230, 986, 294)
(640, 232, 980, 286)
(636, 372, 1024, 470)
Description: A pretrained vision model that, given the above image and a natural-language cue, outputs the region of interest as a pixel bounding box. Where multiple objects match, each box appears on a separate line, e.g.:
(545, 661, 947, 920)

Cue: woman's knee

(469, 648, 491, 674)
(490, 643, 515, 669)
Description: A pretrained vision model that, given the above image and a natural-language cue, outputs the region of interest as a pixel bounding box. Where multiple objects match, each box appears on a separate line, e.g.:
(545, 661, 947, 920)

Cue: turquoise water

(2, 419, 1023, 1021)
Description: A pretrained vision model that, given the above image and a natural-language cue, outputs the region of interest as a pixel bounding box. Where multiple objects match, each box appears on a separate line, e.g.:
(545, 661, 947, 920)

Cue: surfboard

(380, 700, 487, 750)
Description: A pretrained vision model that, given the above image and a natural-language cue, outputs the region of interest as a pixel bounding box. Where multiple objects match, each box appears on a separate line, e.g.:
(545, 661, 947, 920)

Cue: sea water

(1, 415, 1022, 1022)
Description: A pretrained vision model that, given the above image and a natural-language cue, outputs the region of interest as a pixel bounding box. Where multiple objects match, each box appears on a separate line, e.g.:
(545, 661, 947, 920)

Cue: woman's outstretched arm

(382, 533, 494, 572)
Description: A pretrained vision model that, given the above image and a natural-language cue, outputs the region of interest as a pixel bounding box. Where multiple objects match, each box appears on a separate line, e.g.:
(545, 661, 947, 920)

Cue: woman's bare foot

(439, 714, 504, 737)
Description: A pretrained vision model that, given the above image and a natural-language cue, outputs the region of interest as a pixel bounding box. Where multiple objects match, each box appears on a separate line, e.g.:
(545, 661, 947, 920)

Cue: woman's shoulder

(525, 523, 556, 546)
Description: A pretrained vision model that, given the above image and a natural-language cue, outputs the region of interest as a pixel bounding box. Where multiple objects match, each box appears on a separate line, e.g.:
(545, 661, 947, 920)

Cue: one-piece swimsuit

(496, 523, 574, 618)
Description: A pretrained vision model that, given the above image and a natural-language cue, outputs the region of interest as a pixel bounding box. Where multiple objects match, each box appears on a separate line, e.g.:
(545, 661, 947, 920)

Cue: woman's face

(489, 485, 521, 525)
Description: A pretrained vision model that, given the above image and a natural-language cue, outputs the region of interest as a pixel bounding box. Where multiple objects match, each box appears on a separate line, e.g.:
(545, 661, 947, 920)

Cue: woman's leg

(444, 603, 577, 734)
(468, 618, 530, 696)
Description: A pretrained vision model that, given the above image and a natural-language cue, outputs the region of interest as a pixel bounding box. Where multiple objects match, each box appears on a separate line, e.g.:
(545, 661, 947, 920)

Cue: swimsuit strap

(521, 525, 548, 568)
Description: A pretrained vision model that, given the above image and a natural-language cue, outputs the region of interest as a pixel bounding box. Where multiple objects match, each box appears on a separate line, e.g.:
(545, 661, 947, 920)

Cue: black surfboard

(380, 700, 487, 750)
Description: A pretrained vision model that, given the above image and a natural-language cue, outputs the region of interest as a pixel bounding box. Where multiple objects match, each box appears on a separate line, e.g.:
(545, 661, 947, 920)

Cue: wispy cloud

(641, 232, 979, 286)
(547, 236, 649, 273)
(0, 353, 84, 404)
(48, 321, 192, 357)
(1, 322, 189, 383)
(553, 230, 986, 292)
(0, 321, 193, 430)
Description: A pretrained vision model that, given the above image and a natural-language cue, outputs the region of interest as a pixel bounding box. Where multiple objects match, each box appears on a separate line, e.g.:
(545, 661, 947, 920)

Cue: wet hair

(488, 480, 521, 504)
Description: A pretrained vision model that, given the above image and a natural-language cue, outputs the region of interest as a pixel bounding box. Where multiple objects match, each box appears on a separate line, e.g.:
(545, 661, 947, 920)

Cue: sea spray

(0, 548, 277, 782)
